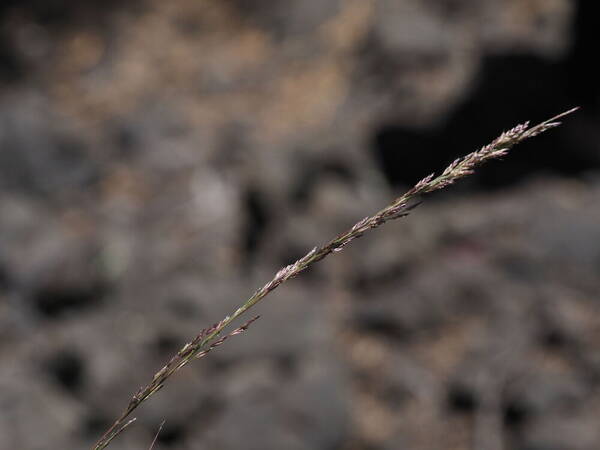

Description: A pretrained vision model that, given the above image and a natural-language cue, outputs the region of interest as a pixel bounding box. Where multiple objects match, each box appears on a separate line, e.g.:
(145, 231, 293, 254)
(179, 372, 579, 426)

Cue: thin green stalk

(93, 107, 578, 450)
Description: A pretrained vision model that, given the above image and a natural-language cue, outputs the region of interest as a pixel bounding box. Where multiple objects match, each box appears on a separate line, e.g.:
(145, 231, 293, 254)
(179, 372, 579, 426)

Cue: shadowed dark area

(31, 281, 107, 319)
(565, 0, 600, 110)
(242, 187, 270, 262)
(0, 262, 11, 291)
(371, 0, 600, 190)
(0, 0, 135, 27)
(0, 30, 23, 83)
(156, 422, 186, 447)
(81, 413, 111, 439)
(447, 383, 479, 414)
(45, 350, 86, 394)
(354, 310, 410, 342)
(153, 333, 181, 357)
(503, 398, 530, 429)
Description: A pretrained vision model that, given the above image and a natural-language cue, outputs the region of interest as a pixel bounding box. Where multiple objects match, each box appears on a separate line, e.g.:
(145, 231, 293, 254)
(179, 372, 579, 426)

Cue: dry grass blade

(93, 107, 578, 450)
(148, 420, 165, 450)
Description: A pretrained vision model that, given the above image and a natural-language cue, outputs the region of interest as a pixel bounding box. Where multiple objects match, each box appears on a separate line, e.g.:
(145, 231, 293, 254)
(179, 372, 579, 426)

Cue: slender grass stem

(93, 107, 578, 450)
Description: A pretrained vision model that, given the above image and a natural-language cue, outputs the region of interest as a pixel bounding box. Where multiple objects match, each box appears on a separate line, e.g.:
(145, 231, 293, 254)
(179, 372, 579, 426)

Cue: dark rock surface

(1, 1, 599, 449)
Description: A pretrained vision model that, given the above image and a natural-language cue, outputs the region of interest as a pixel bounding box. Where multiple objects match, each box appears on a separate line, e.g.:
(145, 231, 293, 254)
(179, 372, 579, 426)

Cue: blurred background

(1, 0, 599, 449)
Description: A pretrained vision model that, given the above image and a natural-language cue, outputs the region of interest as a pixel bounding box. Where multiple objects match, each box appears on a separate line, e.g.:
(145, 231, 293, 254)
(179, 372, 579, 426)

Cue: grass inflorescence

(93, 107, 578, 450)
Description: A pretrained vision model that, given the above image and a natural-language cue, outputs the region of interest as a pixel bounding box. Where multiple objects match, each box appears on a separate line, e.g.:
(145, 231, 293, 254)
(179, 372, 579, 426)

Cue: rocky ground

(1, 0, 599, 449)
